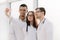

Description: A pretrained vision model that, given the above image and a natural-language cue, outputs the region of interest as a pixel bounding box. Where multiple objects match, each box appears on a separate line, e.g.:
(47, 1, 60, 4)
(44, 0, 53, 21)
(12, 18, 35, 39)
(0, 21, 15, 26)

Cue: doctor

(24, 11, 37, 40)
(5, 4, 28, 40)
(34, 7, 53, 40)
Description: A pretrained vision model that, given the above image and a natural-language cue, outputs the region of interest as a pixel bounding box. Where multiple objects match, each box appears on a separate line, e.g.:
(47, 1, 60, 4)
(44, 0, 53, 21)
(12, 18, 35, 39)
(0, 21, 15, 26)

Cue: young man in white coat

(34, 7, 53, 40)
(5, 4, 28, 40)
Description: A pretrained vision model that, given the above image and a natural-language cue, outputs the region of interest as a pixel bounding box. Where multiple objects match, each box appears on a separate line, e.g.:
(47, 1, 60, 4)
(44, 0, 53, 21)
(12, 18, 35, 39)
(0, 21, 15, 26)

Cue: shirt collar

(40, 18, 46, 24)
(19, 16, 26, 22)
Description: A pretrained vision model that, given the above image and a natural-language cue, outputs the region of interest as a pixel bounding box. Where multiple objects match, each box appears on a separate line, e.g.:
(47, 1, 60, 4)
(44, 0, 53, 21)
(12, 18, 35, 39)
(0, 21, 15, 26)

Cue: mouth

(21, 15, 25, 17)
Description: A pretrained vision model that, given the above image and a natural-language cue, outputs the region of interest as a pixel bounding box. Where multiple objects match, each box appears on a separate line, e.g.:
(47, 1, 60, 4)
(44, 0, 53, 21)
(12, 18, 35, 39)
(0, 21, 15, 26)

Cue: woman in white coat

(24, 11, 37, 40)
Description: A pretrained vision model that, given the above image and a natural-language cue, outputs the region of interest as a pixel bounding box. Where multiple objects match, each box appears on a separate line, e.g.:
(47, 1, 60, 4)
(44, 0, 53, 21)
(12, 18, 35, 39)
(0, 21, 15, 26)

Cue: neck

(30, 21, 33, 25)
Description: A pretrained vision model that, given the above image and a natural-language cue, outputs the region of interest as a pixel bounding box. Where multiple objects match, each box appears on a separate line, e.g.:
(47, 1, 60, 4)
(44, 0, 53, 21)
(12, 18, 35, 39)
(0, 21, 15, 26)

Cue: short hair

(35, 7, 46, 16)
(20, 4, 27, 8)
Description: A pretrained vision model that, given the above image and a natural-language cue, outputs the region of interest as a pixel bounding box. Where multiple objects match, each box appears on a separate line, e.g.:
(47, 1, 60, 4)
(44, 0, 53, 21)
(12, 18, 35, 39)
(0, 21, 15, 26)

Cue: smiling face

(19, 6, 28, 20)
(26, 11, 37, 28)
(28, 12, 34, 22)
(35, 9, 43, 19)
(19, 7, 27, 16)
(19, 4, 28, 20)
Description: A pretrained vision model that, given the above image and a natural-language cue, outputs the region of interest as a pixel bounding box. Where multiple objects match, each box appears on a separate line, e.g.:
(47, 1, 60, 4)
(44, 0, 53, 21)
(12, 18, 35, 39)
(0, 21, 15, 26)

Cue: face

(28, 12, 33, 22)
(34, 9, 43, 19)
(19, 7, 27, 19)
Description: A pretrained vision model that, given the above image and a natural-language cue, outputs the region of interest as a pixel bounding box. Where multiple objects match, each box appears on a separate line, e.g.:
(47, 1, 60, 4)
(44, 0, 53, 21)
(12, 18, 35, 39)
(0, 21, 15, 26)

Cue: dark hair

(20, 4, 27, 8)
(35, 7, 46, 16)
(26, 11, 37, 28)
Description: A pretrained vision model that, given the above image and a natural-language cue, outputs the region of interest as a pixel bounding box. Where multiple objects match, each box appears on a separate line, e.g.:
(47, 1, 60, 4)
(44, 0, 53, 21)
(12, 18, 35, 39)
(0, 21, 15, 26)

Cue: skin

(28, 12, 33, 24)
(5, 7, 28, 21)
(34, 9, 44, 21)
(34, 9, 45, 28)
(19, 7, 28, 21)
(5, 8, 11, 17)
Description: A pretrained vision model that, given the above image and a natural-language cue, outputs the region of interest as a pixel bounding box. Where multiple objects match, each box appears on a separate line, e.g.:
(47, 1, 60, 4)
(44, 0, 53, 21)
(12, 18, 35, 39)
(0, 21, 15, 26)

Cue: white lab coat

(24, 25, 37, 40)
(9, 18, 27, 40)
(37, 18, 53, 40)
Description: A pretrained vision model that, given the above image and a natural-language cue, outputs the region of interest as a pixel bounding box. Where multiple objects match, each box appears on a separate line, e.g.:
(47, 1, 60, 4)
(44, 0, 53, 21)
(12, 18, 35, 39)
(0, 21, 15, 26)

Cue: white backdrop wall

(0, 0, 60, 40)
(11, 0, 34, 19)
(0, 3, 10, 40)
(38, 0, 60, 40)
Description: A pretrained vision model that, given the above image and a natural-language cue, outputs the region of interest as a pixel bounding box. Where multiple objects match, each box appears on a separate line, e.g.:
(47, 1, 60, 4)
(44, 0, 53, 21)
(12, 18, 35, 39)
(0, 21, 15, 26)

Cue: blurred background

(0, 0, 60, 40)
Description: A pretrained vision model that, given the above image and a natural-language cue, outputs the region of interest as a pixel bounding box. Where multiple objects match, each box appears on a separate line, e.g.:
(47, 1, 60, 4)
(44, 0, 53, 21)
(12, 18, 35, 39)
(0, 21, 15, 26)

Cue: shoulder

(44, 18, 53, 32)
(10, 17, 19, 25)
(45, 18, 53, 25)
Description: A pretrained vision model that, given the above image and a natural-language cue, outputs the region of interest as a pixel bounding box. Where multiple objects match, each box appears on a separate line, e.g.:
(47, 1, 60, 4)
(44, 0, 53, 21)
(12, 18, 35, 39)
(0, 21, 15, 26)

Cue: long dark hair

(26, 11, 37, 28)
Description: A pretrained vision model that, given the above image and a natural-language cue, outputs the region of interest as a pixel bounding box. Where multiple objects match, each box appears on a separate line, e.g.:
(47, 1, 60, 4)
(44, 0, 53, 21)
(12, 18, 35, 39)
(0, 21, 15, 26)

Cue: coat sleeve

(46, 22, 53, 40)
(8, 18, 16, 40)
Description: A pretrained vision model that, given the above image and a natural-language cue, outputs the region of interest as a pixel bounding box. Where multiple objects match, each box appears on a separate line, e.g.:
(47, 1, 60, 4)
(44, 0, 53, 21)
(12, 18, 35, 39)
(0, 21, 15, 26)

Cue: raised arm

(5, 8, 11, 18)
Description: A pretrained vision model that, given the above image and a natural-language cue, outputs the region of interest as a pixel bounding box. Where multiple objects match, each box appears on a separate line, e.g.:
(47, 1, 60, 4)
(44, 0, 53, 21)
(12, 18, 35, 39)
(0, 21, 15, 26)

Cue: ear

(42, 12, 45, 16)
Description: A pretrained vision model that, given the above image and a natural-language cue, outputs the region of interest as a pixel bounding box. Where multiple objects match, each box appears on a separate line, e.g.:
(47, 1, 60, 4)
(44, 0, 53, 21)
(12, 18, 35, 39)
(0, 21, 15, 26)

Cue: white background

(11, 0, 34, 18)
(0, 3, 10, 40)
(0, 0, 60, 40)
(38, 0, 60, 40)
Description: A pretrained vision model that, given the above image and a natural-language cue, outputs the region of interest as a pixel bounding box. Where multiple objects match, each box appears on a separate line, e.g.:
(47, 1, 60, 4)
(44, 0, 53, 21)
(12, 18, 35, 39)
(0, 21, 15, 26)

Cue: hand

(5, 8, 11, 17)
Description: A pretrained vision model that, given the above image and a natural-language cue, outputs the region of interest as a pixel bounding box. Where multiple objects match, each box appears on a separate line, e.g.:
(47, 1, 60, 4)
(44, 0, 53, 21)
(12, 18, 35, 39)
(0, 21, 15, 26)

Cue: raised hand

(5, 8, 11, 17)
